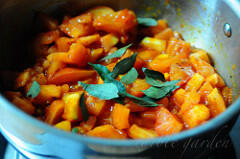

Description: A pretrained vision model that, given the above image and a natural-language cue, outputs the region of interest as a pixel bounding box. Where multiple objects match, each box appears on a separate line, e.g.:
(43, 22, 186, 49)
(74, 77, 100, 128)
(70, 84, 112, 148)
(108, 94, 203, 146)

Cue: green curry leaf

(78, 82, 119, 100)
(142, 85, 179, 99)
(100, 44, 132, 61)
(137, 17, 158, 27)
(26, 81, 40, 98)
(142, 67, 165, 82)
(88, 63, 112, 82)
(120, 67, 138, 85)
(111, 53, 137, 79)
(125, 93, 158, 107)
(79, 92, 89, 122)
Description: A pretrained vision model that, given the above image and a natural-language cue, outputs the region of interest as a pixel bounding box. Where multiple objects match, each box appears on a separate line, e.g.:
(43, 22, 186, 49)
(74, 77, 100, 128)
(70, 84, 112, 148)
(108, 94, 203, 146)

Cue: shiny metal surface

(0, 0, 240, 158)
(223, 23, 232, 37)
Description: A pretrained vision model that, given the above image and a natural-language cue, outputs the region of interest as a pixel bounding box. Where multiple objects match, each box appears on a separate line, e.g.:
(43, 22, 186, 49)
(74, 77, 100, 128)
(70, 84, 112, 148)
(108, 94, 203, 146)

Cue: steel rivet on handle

(223, 23, 232, 38)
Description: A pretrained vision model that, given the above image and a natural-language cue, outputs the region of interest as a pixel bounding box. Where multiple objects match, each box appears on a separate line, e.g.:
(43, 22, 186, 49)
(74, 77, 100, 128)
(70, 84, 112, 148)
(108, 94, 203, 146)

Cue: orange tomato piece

(166, 38, 191, 58)
(154, 28, 174, 40)
(48, 68, 95, 85)
(140, 37, 166, 52)
(15, 70, 31, 88)
(62, 91, 83, 121)
(96, 105, 113, 125)
(32, 73, 48, 85)
(47, 60, 65, 80)
(32, 84, 62, 105)
(33, 30, 60, 56)
(128, 124, 157, 139)
(78, 116, 97, 133)
(172, 88, 186, 107)
(125, 100, 149, 112)
(169, 63, 194, 86)
(47, 43, 90, 67)
(86, 95, 106, 116)
(207, 88, 226, 117)
(47, 52, 69, 62)
(129, 79, 150, 97)
(89, 48, 104, 63)
(5, 91, 35, 115)
(93, 9, 137, 35)
(56, 37, 74, 52)
(87, 6, 114, 19)
(67, 43, 90, 67)
(156, 97, 169, 107)
(60, 13, 94, 38)
(55, 120, 71, 131)
(185, 73, 205, 92)
(178, 90, 200, 116)
(140, 109, 157, 120)
(182, 104, 210, 128)
(198, 81, 214, 104)
(37, 30, 60, 45)
(61, 84, 70, 94)
(206, 73, 225, 88)
(190, 50, 210, 63)
(112, 103, 130, 130)
(138, 50, 160, 62)
(45, 100, 65, 125)
(155, 107, 183, 136)
(149, 55, 176, 73)
(190, 56, 215, 78)
(47, 45, 58, 54)
(222, 86, 233, 106)
(87, 125, 127, 139)
(100, 34, 119, 51)
(77, 34, 100, 46)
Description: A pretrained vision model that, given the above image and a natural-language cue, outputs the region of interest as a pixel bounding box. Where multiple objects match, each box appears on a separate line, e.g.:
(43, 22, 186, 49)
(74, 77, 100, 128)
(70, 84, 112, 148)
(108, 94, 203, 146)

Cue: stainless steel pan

(0, 0, 240, 158)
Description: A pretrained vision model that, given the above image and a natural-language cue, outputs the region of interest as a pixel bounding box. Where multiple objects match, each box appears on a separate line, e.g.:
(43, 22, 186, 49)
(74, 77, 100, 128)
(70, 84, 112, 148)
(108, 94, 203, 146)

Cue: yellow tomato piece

(87, 125, 127, 139)
(182, 104, 210, 128)
(112, 103, 130, 130)
(141, 37, 166, 52)
(55, 120, 71, 131)
(207, 88, 226, 117)
(185, 73, 205, 92)
(128, 124, 157, 139)
(62, 91, 83, 121)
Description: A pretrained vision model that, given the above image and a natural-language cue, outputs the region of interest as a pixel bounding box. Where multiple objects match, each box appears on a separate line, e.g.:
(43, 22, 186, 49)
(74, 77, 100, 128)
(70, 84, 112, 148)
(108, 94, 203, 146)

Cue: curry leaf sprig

(81, 54, 158, 107)
(79, 54, 179, 107)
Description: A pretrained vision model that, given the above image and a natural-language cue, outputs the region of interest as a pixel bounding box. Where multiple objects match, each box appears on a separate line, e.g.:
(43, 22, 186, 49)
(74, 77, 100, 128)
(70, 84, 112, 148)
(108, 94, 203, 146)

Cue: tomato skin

(48, 68, 96, 85)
